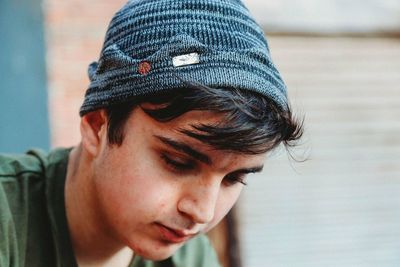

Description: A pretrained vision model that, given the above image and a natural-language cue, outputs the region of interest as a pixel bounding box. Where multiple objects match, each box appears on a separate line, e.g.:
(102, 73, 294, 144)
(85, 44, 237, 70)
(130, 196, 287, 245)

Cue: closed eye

(223, 173, 247, 186)
(223, 166, 264, 186)
(160, 153, 196, 172)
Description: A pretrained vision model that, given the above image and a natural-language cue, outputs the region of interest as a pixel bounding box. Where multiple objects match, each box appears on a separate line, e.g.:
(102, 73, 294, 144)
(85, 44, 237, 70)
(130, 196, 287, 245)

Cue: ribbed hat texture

(80, 0, 288, 116)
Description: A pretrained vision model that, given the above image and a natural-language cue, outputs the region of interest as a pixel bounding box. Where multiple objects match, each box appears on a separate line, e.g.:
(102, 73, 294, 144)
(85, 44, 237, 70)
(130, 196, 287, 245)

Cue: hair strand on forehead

(105, 81, 304, 156)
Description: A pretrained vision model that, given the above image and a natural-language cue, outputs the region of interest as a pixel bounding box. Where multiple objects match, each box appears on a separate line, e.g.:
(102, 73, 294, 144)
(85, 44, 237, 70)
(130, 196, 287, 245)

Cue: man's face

(90, 107, 266, 260)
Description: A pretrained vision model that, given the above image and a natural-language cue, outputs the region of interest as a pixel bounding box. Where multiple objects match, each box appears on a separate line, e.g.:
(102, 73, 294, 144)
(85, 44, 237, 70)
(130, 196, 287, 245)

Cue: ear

(80, 109, 108, 157)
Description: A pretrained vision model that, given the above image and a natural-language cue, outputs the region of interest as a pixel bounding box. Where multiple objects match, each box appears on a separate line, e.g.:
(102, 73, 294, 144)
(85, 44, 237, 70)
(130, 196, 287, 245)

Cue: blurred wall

(0, 0, 49, 153)
(244, 0, 400, 34)
(239, 35, 400, 267)
(43, 1, 400, 266)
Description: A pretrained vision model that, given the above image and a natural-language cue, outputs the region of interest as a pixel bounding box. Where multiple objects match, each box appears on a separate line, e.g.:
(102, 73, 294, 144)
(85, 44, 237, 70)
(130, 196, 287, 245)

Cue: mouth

(155, 223, 197, 244)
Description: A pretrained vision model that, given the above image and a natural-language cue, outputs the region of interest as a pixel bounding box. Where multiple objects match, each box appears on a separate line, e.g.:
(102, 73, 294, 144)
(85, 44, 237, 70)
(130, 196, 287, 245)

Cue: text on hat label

(172, 53, 200, 67)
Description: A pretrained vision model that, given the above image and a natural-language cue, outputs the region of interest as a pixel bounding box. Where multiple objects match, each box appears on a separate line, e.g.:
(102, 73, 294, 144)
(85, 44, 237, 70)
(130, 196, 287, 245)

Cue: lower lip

(156, 223, 191, 243)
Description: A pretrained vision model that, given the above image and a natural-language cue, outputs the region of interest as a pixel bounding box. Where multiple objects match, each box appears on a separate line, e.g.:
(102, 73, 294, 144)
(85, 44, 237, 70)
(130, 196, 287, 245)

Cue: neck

(65, 144, 134, 267)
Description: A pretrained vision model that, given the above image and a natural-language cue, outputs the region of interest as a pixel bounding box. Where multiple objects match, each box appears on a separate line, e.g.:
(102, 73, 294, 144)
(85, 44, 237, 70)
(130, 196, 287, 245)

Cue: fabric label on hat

(172, 53, 200, 67)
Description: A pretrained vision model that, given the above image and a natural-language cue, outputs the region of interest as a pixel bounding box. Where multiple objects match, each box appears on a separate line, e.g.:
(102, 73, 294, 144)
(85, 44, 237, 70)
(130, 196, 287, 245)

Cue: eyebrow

(155, 135, 212, 165)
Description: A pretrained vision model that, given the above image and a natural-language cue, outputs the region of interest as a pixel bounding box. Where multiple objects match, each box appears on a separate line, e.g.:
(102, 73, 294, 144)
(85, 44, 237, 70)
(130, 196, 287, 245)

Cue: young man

(0, 0, 303, 266)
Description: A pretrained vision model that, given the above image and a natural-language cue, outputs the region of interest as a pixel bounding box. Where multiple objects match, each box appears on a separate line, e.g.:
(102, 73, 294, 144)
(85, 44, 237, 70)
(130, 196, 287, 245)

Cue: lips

(155, 223, 196, 243)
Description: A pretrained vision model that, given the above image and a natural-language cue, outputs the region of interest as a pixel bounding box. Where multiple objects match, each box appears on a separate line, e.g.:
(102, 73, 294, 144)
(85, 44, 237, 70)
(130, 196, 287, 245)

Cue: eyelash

(160, 153, 248, 186)
(161, 154, 196, 172)
(224, 174, 247, 186)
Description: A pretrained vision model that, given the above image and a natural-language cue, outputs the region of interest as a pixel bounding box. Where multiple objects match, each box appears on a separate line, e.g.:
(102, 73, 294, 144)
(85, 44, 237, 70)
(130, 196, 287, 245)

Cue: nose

(177, 178, 220, 224)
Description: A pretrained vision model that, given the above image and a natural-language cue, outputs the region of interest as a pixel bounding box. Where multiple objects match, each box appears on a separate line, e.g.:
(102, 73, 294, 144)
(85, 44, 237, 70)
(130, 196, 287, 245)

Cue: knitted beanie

(79, 0, 288, 116)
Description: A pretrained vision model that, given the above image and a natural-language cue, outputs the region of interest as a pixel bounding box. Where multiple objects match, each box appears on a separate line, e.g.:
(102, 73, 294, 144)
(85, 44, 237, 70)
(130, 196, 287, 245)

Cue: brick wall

(45, 0, 126, 147)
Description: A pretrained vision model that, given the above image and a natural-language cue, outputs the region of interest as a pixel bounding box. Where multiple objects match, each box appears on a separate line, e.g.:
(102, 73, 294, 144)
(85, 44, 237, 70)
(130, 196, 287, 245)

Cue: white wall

(243, 0, 400, 33)
(239, 36, 400, 267)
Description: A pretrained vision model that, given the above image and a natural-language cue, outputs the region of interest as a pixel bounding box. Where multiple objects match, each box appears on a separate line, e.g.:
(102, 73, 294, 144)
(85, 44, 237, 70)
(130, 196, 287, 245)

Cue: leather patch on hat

(138, 61, 151, 75)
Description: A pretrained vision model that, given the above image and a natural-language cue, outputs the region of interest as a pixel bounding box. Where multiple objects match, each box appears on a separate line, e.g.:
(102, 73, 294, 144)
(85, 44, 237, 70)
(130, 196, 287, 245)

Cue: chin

(131, 241, 183, 261)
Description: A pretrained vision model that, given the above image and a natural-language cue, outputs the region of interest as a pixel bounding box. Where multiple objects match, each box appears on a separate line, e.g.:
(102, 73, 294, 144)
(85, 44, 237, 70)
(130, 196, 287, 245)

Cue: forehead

(130, 106, 221, 140)
(125, 107, 267, 168)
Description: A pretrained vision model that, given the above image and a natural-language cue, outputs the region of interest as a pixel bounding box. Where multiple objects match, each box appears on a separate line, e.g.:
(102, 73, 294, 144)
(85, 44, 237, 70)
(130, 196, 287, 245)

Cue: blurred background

(1, 0, 399, 266)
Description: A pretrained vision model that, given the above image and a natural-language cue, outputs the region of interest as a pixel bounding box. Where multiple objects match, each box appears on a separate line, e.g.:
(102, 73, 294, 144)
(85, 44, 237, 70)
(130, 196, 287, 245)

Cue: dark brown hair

(105, 82, 303, 155)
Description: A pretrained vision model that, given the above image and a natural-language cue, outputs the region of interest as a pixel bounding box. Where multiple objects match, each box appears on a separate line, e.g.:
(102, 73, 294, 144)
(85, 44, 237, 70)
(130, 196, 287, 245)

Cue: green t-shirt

(0, 148, 221, 267)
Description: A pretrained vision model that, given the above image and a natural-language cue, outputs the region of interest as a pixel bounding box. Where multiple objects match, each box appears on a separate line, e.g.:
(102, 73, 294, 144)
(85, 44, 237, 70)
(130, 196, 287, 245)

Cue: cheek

(94, 153, 177, 222)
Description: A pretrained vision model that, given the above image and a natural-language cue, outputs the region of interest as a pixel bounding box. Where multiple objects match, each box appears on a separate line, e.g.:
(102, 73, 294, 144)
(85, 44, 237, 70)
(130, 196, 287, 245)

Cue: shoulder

(0, 147, 72, 214)
(0, 149, 46, 177)
(0, 149, 48, 212)
(0, 149, 54, 266)
(171, 234, 221, 267)
(0, 149, 47, 266)
(0, 147, 71, 186)
(0, 149, 50, 207)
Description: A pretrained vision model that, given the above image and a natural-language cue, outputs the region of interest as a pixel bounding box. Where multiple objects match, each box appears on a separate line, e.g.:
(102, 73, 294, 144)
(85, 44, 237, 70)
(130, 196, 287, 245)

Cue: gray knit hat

(79, 0, 288, 116)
